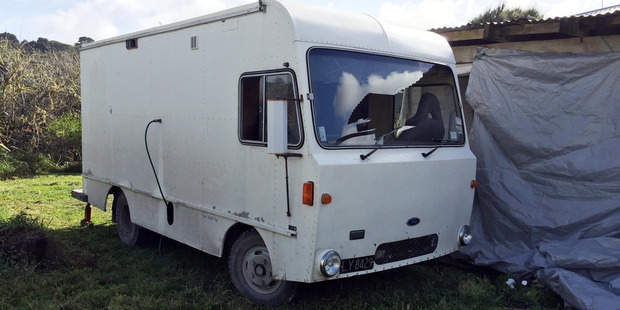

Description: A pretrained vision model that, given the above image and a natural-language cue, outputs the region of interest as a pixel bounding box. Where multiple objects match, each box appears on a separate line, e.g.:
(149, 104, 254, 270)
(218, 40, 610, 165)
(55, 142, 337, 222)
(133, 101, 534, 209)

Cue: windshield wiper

(360, 126, 414, 161)
(421, 139, 447, 158)
(360, 148, 379, 160)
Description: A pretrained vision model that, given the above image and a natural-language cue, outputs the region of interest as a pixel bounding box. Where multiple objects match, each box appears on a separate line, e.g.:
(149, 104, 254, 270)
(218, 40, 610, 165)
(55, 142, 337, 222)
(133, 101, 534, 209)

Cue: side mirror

(267, 99, 288, 155)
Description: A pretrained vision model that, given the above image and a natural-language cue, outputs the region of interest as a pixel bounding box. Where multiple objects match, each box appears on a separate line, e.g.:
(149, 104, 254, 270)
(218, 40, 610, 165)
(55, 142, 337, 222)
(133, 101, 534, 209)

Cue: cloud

(24, 0, 255, 44)
(8, 0, 617, 44)
(518, 0, 607, 18)
(378, 0, 478, 30)
(333, 70, 423, 120)
(375, 0, 609, 31)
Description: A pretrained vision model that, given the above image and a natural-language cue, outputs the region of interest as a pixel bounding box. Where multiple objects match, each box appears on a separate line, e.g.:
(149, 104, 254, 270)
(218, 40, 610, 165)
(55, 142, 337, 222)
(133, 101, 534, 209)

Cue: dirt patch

(0, 226, 48, 261)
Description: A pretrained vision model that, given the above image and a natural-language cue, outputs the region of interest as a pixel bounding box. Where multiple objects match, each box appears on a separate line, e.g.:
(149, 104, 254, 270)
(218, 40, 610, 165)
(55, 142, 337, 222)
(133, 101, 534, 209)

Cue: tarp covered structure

(458, 48, 620, 309)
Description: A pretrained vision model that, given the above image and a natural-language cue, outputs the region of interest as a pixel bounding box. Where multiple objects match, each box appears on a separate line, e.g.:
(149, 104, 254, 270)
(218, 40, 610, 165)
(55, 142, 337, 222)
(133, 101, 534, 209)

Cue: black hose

(144, 119, 172, 218)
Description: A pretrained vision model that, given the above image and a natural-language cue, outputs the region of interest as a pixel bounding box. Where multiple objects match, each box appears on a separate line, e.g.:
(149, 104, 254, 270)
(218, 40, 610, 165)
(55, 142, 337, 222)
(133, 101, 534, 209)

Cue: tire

(228, 229, 298, 306)
(114, 192, 150, 246)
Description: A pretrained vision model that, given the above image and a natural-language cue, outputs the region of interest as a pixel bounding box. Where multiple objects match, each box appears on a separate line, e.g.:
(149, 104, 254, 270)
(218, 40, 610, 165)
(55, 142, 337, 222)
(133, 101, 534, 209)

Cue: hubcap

(242, 246, 281, 294)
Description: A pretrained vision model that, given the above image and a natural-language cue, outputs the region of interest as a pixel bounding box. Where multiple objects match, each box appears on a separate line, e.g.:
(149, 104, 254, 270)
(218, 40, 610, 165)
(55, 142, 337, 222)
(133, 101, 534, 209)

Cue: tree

(33, 37, 51, 52)
(75, 36, 94, 47)
(469, 3, 543, 24)
(0, 32, 19, 48)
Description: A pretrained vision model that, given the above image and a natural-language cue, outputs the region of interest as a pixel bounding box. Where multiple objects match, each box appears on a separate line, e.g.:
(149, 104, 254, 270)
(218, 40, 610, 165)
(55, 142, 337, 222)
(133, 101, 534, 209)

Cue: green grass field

(0, 174, 566, 309)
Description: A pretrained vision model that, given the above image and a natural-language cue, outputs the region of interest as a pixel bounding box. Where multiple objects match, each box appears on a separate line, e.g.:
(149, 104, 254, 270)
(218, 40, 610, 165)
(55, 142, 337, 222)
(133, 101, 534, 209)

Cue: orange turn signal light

(321, 194, 332, 205)
(470, 180, 478, 188)
(303, 181, 314, 206)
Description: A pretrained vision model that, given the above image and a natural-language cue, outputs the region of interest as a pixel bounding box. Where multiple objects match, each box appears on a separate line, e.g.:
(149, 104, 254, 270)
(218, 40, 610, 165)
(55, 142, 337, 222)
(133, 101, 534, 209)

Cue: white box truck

(73, 0, 477, 305)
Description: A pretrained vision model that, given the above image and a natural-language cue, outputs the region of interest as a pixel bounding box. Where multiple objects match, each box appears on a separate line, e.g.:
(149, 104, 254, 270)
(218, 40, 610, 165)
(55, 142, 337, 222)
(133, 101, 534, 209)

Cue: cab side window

(239, 72, 302, 146)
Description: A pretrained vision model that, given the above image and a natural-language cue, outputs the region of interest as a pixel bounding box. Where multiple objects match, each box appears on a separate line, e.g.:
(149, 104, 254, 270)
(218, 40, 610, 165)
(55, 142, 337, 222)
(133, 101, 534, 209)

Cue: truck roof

(81, 0, 455, 65)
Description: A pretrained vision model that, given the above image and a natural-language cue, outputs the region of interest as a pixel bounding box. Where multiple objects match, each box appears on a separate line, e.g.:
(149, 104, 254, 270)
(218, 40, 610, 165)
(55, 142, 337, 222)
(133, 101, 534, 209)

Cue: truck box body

(78, 0, 476, 297)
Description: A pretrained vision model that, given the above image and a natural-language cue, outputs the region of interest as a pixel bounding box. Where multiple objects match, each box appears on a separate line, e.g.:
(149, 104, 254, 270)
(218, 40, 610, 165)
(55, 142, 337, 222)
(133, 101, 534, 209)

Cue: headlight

(458, 225, 473, 246)
(319, 250, 341, 277)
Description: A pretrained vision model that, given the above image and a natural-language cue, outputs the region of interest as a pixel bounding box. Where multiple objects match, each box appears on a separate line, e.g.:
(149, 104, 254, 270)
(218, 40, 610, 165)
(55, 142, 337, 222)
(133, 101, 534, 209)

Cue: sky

(2, 0, 619, 45)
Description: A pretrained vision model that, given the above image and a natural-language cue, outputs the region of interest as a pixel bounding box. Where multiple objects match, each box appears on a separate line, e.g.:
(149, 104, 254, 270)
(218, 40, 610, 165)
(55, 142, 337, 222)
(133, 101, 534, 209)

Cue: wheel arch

(222, 223, 254, 260)
(108, 186, 122, 223)
(226, 226, 298, 305)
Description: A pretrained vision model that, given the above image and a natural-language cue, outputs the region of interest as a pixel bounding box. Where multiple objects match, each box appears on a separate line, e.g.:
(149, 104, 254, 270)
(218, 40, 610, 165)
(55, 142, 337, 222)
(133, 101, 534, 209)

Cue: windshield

(308, 49, 464, 148)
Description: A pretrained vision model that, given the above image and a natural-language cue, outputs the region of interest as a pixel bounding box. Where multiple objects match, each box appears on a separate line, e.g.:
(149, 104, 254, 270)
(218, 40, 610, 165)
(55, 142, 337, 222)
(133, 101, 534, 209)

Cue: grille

(374, 234, 439, 265)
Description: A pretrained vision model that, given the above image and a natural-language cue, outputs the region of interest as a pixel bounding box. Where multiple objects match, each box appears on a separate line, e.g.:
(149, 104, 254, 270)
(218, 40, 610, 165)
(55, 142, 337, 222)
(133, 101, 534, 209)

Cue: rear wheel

(114, 192, 150, 246)
(228, 229, 298, 306)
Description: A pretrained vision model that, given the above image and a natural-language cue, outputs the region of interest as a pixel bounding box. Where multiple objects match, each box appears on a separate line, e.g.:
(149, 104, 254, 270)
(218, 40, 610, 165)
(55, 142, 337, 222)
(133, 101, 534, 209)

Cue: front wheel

(228, 229, 298, 306)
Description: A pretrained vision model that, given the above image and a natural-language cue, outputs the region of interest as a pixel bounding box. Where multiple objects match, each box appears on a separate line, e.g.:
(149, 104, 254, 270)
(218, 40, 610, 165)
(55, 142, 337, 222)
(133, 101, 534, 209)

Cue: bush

(0, 150, 30, 179)
(42, 112, 81, 169)
(0, 36, 81, 177)
(0, 150, 81, 179)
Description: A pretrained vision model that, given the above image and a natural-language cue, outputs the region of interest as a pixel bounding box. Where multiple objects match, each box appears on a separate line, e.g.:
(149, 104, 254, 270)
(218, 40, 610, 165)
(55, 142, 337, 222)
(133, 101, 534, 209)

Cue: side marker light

(303, 182, 314, 206)
(471, 180, 478, 188)
(321, 194, 332, 205)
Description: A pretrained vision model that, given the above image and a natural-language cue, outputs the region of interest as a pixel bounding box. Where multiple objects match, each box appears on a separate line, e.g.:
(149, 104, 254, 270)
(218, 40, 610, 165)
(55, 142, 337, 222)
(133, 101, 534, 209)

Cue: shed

(432, 5, 620, 130)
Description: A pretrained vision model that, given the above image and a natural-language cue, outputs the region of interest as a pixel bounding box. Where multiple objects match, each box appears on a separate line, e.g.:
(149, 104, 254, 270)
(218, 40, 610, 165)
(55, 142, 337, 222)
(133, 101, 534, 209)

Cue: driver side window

(239, 72, 302, 146)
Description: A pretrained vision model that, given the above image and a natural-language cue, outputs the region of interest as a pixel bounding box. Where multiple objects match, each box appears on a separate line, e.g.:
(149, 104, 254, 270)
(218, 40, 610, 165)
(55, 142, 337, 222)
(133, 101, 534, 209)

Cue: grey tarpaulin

(458, 47, 620, 309)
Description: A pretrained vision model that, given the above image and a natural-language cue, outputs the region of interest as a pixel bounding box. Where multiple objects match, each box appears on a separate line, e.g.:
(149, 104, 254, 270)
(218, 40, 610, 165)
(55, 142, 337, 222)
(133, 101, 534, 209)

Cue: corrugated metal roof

(574, 4, 620, 17)
(432, 4, 620, 34)
(431, 5, 620, 47)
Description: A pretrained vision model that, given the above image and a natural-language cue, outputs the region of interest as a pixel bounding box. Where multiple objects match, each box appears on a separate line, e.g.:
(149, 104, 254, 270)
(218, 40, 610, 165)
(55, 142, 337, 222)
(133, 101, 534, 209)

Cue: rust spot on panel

(233, 211, 249, 218)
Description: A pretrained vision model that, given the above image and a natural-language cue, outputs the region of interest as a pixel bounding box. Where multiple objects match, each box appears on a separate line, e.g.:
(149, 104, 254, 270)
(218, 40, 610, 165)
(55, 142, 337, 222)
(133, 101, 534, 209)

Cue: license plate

(340, 255, 374, 274)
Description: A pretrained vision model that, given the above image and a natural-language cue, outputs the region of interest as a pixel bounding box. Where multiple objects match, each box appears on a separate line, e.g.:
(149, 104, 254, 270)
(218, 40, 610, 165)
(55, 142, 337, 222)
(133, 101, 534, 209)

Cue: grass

(0, 174, 567, 309)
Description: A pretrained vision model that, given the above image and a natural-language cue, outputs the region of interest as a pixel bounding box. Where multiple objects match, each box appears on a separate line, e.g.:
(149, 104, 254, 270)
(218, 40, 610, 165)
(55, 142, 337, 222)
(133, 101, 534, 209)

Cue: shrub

(42, 112, 81, 170)
(0, 36, 81, 177)
(0, 149, 30, 179)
